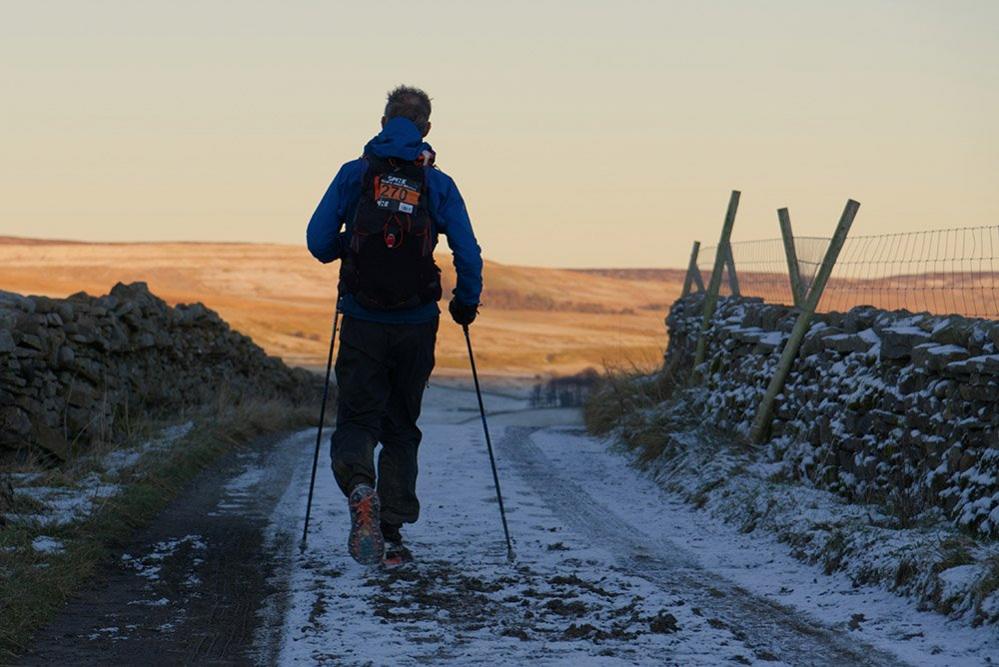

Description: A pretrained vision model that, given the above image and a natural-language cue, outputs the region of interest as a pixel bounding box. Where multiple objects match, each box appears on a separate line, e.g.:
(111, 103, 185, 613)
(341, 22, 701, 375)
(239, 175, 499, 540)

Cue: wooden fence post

(681, 241, 704, 297)
(724, 243, 741, 297)
(749, 199, 860, 443)
(691, 190, 741, 379)
(777, 208, 805, 308)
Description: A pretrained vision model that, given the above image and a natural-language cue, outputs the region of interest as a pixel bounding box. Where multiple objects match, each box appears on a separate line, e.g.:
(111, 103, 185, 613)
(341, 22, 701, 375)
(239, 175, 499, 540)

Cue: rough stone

(0, 283, 321, 459)
(57, 345, 75, 369)
(16, 332, 46, 352)
(0, 290, 35, 313)
(880, 326, 932, 361)
(946, 355, 999, 376)
(911, 343, 969, 371)
(842, 307, 879, 333)
(0, 309, 19, 331)
(33, 297, 56, 315)
(931, 316, 972, 346)
(55, 301, 74, 322)
(898, 372, 926, 395)
(663, 294, 999, 538)
(824, 333, 875, 355)
(932, 380, 954, 399)
(959, 383, 998, 402)
(32, 420, 70, 460)
(1, 406, 31, 436)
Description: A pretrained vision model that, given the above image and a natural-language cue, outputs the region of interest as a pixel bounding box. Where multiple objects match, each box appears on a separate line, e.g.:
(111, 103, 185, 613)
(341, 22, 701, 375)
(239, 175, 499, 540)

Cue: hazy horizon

(0, 234, 692, 270)
(3, 1, 997, 269)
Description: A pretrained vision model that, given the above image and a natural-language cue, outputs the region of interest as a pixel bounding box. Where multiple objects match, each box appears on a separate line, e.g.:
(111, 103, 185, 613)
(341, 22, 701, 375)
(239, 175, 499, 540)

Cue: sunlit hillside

(0, 238, 681, 377)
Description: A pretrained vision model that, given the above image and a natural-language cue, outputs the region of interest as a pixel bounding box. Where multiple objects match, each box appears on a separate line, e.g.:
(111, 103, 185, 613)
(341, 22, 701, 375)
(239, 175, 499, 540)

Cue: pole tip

(507, 547, 516, 562)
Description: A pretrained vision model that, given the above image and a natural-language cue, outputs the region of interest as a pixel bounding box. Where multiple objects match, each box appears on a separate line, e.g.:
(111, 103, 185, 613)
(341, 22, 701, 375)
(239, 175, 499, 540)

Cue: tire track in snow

(498, 425, 908, 667)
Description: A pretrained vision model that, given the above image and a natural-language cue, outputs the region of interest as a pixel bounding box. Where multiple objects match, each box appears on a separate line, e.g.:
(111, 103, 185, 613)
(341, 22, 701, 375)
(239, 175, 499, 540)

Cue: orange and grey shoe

(380, 522, 413, 568)
(383, 539, 413, 568)
(347, 484, 383, 566)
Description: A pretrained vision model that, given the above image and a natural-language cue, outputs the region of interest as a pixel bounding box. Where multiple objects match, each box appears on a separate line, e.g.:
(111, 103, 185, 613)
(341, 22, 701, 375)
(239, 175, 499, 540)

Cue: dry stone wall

(665, 294, 999, 536)
(0, 282, 319, 462)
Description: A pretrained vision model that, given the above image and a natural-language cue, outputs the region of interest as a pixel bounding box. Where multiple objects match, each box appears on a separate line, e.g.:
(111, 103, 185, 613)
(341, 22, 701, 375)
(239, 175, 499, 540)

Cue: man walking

(306, 86, 483, 566)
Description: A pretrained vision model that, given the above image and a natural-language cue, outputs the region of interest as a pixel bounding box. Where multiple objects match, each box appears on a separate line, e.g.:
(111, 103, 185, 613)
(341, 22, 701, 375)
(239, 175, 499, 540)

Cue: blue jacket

(306, 117, 483, 324)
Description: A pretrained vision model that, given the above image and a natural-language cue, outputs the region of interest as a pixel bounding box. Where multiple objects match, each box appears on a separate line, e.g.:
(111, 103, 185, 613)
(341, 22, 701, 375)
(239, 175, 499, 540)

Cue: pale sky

(2, 1, 997, 268)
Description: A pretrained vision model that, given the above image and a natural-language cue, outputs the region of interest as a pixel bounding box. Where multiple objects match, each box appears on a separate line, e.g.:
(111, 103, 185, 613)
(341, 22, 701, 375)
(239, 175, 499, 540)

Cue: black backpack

(340, 155, 442, 311)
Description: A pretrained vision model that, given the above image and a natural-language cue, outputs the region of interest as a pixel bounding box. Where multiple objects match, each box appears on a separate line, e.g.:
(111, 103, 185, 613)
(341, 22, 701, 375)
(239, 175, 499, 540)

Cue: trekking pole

(301, 298, 341, 551)
(463, 324, 515, 562)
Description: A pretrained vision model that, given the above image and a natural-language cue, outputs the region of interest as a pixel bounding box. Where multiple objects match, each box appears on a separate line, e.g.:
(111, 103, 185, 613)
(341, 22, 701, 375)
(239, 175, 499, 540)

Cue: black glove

(448, 298, 479, 326)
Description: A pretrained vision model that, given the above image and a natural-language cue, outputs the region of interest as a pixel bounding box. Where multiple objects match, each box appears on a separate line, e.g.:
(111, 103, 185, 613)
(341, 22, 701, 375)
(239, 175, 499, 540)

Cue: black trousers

(330, 315, 438, 525)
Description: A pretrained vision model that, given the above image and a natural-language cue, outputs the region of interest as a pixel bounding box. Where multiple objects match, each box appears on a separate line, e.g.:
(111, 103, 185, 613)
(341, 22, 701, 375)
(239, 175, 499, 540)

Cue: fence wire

(696, 225, 999, 318)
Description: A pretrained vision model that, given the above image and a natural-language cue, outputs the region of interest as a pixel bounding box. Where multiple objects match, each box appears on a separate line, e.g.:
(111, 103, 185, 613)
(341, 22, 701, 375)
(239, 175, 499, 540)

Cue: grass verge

(584, 364, 678, 437)
(0, 391, 319, 660)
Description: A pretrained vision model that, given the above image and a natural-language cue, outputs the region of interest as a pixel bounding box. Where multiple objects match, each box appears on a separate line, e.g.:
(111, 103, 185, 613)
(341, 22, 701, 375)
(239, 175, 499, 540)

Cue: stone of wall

(0, 282, 319, 462)
(665, 294, 999, 536)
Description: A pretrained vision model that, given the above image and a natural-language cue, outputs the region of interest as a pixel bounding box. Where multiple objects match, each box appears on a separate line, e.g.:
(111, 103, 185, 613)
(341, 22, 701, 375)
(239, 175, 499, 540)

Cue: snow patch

(31, 536, 64, 554)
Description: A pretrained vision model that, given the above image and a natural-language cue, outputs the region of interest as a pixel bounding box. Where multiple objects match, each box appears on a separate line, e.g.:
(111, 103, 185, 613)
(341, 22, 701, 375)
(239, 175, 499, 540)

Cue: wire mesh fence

(696, 225, 999, 319)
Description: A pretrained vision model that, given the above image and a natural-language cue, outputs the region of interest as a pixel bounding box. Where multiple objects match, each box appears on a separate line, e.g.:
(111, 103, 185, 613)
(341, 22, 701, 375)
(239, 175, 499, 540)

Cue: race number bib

(374, 175, 421, 214)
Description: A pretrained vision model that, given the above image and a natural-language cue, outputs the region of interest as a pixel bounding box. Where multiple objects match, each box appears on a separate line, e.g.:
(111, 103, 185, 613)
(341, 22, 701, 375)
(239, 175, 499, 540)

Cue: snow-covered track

(499, 425, 908, 667)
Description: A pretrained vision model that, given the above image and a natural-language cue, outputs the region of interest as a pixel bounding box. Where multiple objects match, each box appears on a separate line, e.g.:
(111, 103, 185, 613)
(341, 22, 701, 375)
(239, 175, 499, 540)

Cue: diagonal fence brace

(682, 241, 705, 297)
(692, 190, 741, 379)
(749, 199, 860, 444)
(777, 208, 806, 308)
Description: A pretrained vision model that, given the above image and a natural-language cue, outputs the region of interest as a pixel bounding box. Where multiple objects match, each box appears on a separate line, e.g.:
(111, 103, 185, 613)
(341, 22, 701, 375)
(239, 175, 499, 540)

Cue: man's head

(382, 85, 432, 137)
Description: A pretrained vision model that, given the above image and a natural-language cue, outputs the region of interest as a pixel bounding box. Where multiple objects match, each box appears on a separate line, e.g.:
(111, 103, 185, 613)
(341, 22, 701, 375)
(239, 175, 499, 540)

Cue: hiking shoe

(347, 484, 383, 566)
(383, 538, 413, 568)
(380, 521, 412, 567)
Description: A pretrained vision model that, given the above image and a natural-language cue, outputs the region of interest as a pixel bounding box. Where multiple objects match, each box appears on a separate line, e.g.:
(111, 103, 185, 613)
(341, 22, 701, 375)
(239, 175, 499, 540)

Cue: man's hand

(448, 298, 478, 326)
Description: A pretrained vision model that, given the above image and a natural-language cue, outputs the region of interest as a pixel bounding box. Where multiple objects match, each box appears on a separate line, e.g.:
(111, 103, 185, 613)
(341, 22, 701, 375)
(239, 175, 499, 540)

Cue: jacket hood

(363, 117, 434, 162)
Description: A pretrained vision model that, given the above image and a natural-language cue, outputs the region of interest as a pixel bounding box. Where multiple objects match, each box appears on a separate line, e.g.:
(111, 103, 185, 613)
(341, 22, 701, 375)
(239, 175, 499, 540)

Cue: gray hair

(384, 85, 432, 133)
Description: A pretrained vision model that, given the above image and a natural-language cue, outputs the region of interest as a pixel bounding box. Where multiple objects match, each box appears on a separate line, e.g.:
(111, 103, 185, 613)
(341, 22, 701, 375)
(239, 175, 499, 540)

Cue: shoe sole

(348, 488, 384, 566)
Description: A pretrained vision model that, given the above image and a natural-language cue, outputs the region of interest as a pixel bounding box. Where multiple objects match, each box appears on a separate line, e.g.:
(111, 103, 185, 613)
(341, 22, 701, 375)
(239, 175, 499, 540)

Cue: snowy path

(257, 385, 998, 666)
